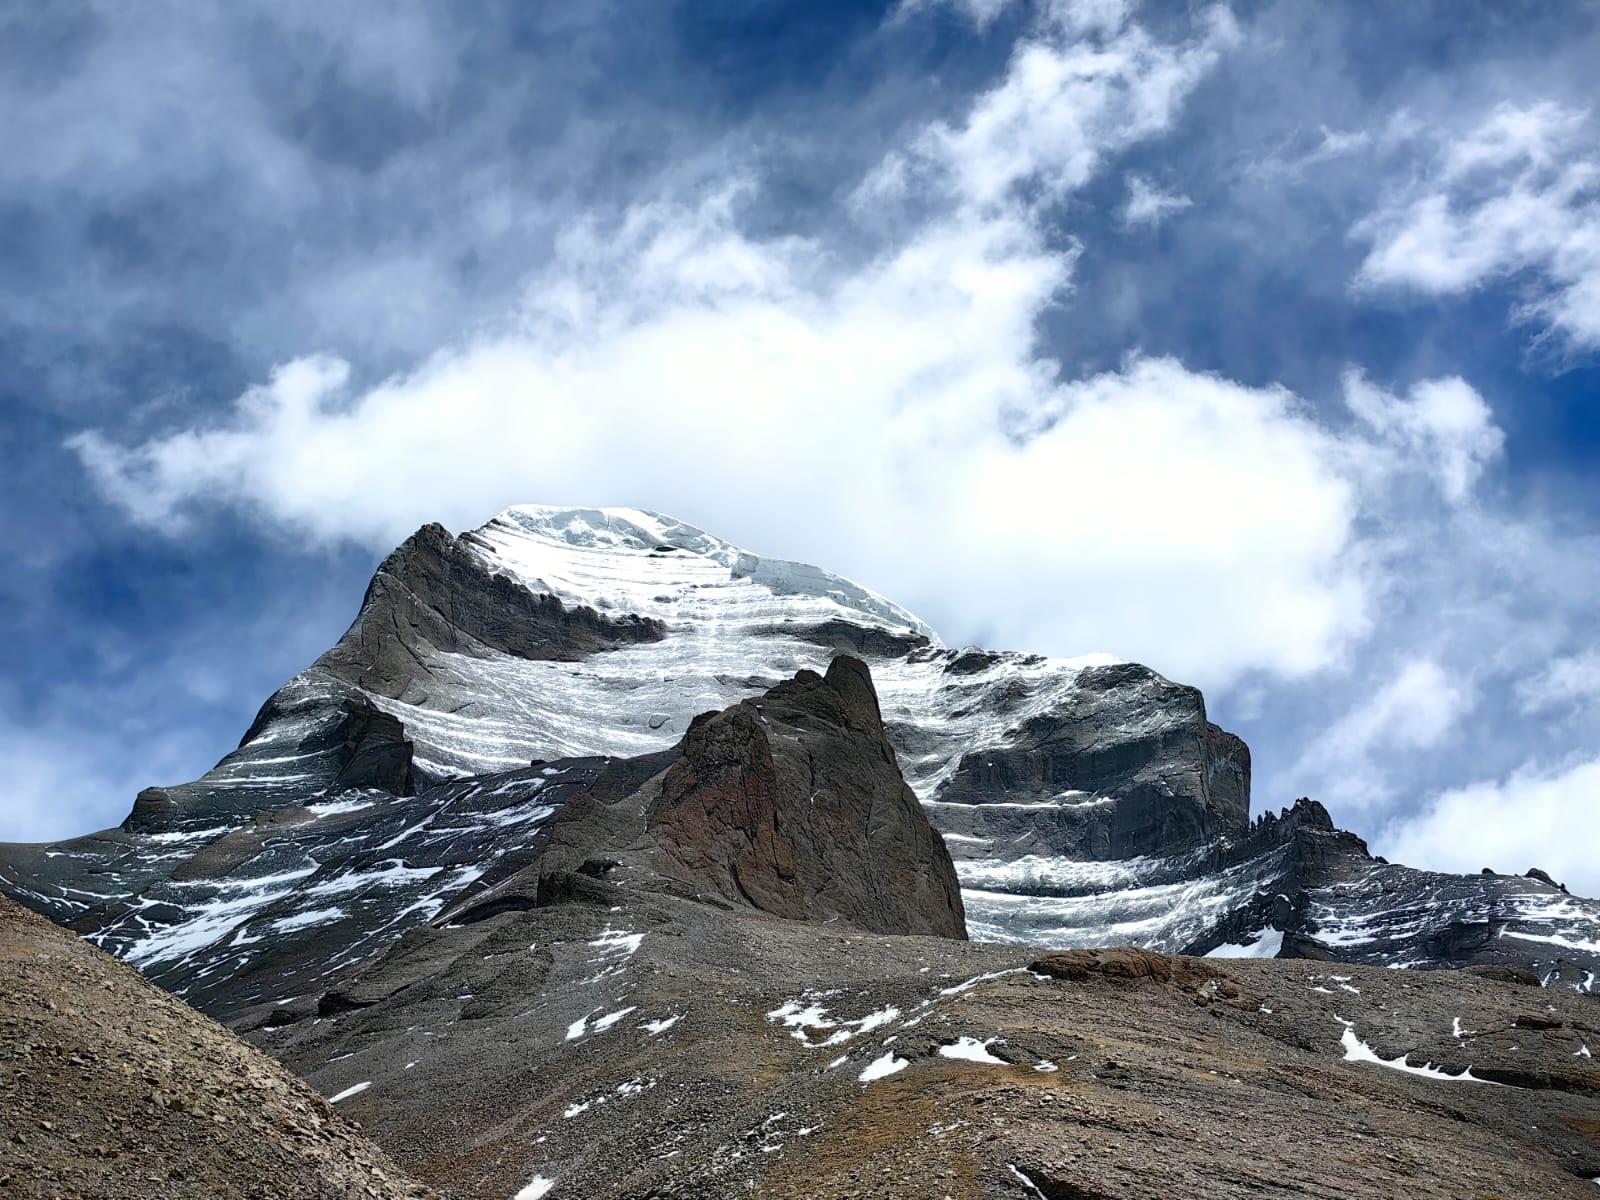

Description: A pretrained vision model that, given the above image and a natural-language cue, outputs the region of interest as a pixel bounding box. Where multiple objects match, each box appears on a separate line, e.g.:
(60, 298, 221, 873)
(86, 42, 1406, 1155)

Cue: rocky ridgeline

(1, 505, 1598, 1197)
(0, 658, 963, 1022)
(3, 505, 1598, 1007)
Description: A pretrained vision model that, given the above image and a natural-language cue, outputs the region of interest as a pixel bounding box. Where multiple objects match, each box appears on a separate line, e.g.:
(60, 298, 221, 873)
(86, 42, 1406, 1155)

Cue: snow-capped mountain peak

(466, 504, 939, 641)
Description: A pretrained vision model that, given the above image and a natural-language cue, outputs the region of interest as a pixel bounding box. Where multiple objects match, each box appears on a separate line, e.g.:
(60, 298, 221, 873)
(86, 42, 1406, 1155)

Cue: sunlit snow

(938, 1036, 1005, 1064)
(1204, 928, 1283, 959)
(858, 1052, 909, 1082)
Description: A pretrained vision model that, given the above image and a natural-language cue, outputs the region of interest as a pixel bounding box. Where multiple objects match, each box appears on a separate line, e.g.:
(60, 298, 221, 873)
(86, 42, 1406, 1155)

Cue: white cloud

(1343, 369, 1503, 504)
(1120, 174, 1192, 228)
(880, 4, 1238, 210)
(1380, 756, 1600, 899)
(73, 5, 1381, 694)
(66, 3, 1541, 708)
(1291, 660, 1475, 810)
(1353, 101, 1600, 354)
(1515, 650, 1600, 716)
(66, 209, 1381, 689)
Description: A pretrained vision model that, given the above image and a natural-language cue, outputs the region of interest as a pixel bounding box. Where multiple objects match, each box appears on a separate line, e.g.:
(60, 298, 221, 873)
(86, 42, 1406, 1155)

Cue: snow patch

(1204, 928, 1283, 959)
(513, 1176, 556, 1200)
(592, 1006, 636, 1031)
(268, 906, 347, 934)
(327, 1081, 371, 1103)
(589, 928, 645, 960)
(1339, 1026, 1492, 1083)
(1498, 928, 1600, 954)
(938, 1036, 1005, 1064)
(858, 1052, 909, 1083)
(766, 999, 900, 1048)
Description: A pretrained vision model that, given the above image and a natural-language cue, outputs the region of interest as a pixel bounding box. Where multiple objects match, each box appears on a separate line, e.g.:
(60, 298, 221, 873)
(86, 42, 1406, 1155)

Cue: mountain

(3, 508, 1598, 1197)
(5, 504, 1596, 997)
(0, 895, 434, 1199)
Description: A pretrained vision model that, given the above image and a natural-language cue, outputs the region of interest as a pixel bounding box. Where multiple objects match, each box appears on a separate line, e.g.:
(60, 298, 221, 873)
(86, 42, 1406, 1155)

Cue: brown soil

(0, 897, 433, 1199)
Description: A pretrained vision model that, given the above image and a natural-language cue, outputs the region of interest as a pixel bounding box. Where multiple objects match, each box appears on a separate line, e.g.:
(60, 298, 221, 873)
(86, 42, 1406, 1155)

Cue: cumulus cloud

(1353, 101, 1600, 355)
(1380, 756, 1600, 899)
(67, 206, 1381, 688)
(76, 4, 1370, 692)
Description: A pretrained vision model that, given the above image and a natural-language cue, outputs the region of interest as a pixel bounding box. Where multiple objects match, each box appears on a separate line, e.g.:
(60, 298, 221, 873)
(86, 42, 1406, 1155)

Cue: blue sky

(5, 0, 1600, 892)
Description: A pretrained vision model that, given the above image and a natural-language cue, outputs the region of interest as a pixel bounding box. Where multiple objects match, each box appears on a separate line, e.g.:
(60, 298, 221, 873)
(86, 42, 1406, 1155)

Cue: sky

(5, 0, 1600, 893)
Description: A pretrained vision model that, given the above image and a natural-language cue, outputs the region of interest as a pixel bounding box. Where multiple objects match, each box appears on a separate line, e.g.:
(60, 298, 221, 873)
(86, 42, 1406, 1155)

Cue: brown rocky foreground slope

(249, 879, 1600, 1199)
(0, 896, 433, 1200)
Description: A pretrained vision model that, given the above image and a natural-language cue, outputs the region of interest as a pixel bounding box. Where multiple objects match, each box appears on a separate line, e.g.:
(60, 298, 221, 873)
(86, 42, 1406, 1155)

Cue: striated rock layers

(3, 505, 1598, 995)
(493, 655, 966, 940)
(1, 658, 963, 1021)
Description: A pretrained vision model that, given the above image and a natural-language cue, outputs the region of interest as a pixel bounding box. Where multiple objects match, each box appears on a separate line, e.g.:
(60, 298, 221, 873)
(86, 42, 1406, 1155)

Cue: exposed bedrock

(539, 656, 967, 939)
(319, 521, 664, 699)
(932, 662, 1251, 860)
(649, 656, 966, 938)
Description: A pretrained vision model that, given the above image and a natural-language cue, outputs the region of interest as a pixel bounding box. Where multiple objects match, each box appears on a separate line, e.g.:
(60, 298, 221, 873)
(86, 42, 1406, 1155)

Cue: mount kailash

(3, 505, 1598, 1198)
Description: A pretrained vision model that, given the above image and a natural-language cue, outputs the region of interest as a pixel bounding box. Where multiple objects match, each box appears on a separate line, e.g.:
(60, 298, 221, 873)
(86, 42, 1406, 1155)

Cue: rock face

(319, 520, 665, 699)
(0, 896, 433, 1200)
(3, 504, 1599, 991)
(646, 658, 965, 937)
(932, 661, 1250, 859)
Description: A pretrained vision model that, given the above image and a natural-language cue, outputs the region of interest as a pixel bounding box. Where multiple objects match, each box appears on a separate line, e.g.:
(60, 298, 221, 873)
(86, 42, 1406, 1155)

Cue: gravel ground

(250, 885, 1600, 1199)
(0, 897, 434, 1199)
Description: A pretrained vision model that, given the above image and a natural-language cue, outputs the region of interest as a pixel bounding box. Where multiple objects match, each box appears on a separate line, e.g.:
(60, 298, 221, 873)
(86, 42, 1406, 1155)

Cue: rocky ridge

(0, 659, 962, 1021)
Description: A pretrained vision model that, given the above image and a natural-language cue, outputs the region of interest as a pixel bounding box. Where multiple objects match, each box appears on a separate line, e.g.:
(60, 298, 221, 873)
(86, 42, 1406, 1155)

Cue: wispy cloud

(1120, 174, 1192, 228)
(1353, 101, 1600, 357)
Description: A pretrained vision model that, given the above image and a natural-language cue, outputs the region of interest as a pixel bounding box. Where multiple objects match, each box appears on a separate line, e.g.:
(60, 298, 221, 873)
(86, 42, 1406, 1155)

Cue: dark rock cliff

(319, 522, 664, 699)
(930, 662, 1251, 860)
(646, 657, 965, 938)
